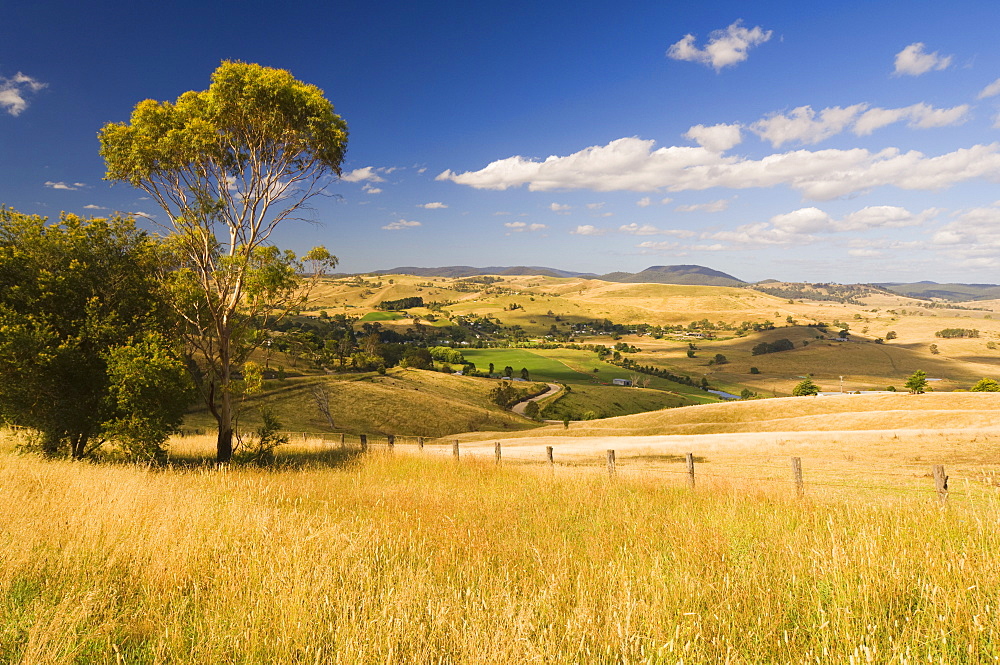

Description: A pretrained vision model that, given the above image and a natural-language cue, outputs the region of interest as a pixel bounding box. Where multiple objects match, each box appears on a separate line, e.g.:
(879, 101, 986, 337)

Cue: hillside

(455, 391, 1000, 440)
(183, 369, 540, 438)
(876, 281, 1000, 302)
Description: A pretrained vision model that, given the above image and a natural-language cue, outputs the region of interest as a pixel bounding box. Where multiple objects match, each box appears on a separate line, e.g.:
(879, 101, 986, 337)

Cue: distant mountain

(875, 282, 1000, 302)
(367, 264, 745, 287)
(601, 265, 745, 287)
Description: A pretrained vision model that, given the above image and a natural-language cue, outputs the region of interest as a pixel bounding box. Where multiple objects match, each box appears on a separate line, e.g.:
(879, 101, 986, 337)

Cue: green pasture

(461, 348, 719, 402)
(359, 311, 405, 322)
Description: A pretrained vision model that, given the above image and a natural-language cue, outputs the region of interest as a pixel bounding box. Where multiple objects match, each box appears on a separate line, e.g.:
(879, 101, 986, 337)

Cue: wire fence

(224, 429, 1000, 505)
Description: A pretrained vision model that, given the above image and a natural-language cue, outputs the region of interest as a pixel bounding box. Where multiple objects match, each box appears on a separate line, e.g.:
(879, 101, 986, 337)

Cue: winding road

(512, 383, 562, 415)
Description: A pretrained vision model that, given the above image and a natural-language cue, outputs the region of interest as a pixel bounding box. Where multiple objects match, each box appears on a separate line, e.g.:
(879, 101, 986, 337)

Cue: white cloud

(676, 199, 729, 213)
(636, 240, 680, 251)
(636, 197, 652, 208)
(619, 223, 697, 238)
(701, 204, 936, 248)
(661, 197, 674, 205)
(571, 225, 606, 236)
(549, 202, 571, 213)
(44, 181, 83, 191)
(684, 123, 742, 152)
(667, 20, 772, 71)
(0, 72, 46, 116)
(848, 248, 883, 257)
(751, 105, 867, 147)
(504, 221, 547, 232)
(893, 42, 952, 76)
(382, 219, 421, 230)
(979, 78, 1000, 99)
(83, 204, 107, 210)
(362, 184, 382, 194)
(620, 223, 662, 236)
(342, 167, 386, 183)
(418, 202, 448, 209)
(854, 103, 970, 135)
(438, 137, 1000, 201)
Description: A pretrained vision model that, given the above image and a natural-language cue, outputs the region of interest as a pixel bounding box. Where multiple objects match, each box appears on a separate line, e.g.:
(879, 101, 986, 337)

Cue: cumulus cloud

(586, 202, 605, 210)
(0, 72, 46, 116)
(684, 123, 743, 152)
(703, 204, 937, 247)
(667, 20, 772, 71)
(893, 42, 952, 76)
(504, 221, 547, 232)
(571, 225, 606, 236)
(362, 183, 382, 194)
(620, 223, 697, 238)
(438, 136, 1000, 200)
(676, 199, 729, 213)
(44, 181, 85, 191)
(854, 103, 969, 135)
(751, 105, 867, 147)
(342, 167, 387, 183)
(82, 204, 107, 210)
(979, 78, 1000, 99)
(636, 197, 652, 207)
(636, 240, 680, 251)
(549, 202, 571, 212)
(418, 202, 448, 209)
(382, 219, 421, 230)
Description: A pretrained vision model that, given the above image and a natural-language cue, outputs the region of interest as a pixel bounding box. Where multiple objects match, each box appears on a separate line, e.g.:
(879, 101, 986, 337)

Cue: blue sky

(5, 1, 1000, 283)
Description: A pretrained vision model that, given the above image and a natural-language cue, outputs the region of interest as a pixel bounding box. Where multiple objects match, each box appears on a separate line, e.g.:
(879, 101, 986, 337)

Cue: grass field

(5, 428, 1000, 662)
(183, 368, 539, 437)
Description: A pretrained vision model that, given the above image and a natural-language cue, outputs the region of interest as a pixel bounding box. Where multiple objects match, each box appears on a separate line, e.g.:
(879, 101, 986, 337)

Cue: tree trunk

(216, 383, 234, 463)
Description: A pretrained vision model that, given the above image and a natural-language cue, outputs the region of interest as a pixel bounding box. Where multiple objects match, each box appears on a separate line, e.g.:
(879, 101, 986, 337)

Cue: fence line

(169, 428, 991, 501)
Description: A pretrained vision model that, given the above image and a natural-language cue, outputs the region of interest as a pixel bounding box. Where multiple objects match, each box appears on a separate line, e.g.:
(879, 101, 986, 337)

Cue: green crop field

(359, 311, 405, 321)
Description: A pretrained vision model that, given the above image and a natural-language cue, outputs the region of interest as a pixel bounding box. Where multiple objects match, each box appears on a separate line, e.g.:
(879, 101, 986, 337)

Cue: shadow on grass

(164, 446, 366, 471)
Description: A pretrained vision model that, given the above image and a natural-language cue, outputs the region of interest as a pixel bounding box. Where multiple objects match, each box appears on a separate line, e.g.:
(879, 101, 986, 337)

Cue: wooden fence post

(495, 442, 501, 465)
(418, 436, 424, 450)
(387, 434, 395, 451)
(360, 434, 368, 453)
(607, 450, 616, 477)
(453, 440, 460, 459)
(933, 465, 949, 504)
(339, 433, 345, 448)
(546, 446, 554, 468)
(791, 457, 804, 497)
(685, 452, 695, 488)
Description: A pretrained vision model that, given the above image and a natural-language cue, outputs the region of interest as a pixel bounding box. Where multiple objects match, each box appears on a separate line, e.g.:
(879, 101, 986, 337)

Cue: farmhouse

(612, 378, 632, 386)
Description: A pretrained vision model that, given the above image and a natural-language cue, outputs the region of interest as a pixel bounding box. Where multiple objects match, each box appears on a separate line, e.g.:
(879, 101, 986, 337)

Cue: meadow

(4, 427, 1000, 663)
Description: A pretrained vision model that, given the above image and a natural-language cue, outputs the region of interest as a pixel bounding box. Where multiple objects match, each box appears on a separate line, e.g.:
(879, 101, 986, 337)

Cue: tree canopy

(905, 370, 929, 394)
(99, 61, 347, 463)
(792, 378, 820, 396)
(0, 208, 192, 459)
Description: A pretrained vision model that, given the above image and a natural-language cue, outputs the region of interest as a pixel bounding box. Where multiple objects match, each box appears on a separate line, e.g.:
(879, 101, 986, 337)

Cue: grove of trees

(0, 210, 192, 459)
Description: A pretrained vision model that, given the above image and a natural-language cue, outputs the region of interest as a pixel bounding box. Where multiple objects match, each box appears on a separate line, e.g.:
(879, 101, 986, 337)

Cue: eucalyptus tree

(100, 61, 347, 462)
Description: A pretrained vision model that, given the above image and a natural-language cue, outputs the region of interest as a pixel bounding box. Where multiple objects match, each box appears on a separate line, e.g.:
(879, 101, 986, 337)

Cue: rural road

(512, 383, 562, 415)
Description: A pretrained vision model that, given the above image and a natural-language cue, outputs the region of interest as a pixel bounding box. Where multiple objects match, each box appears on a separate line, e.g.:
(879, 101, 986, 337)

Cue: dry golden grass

(5, 428, 1000, 663)
(183, 369, 538, 438)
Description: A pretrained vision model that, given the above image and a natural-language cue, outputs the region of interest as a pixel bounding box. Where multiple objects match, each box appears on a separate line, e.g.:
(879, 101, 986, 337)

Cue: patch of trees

(0, 209, 193, 460)
(616, 357, 696, 387)
(751, 282, 882, 305)
(377, 296, 424, 311)
(751, 339, 795, 356)
(935, 328, 979, 338)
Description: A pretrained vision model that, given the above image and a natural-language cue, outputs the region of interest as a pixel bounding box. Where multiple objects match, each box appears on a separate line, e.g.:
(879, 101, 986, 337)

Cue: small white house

(612, 378, 632, 387)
